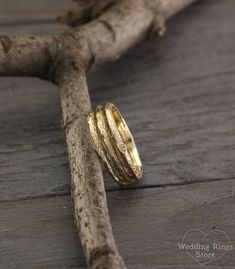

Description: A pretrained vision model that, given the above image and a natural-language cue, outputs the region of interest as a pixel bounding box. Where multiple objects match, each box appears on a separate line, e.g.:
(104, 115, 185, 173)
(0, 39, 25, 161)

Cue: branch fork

(0, 0, 198, 268)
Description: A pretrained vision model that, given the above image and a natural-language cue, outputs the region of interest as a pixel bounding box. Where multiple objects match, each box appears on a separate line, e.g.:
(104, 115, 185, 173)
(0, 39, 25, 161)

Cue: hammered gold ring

(87, 103, 143, 186)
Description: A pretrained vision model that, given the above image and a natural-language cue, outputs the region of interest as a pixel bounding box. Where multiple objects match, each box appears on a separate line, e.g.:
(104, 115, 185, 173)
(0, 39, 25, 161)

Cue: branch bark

(56, 60, 126, 268)
(0, 0, 198, 268)
(0, 35, 55, 77)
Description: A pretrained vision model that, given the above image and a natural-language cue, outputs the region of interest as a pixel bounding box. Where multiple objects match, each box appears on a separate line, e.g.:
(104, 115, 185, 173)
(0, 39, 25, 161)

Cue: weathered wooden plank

(0, 78, 70, 201)
(0, 0, 77, 25)
(0, 0, 235, 201)
(89, 0, 235, 187)
(0, 179, 234, 268)
(0, 23, 68, 35)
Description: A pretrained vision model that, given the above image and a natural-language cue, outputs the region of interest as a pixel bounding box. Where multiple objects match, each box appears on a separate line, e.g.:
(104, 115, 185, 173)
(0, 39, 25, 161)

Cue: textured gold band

(87, 103, 143, 186)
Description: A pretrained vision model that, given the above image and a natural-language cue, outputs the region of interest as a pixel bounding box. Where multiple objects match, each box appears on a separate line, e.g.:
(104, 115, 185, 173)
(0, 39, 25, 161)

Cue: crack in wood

(0, 177, 234, 204)
(0, 35, 12, 53)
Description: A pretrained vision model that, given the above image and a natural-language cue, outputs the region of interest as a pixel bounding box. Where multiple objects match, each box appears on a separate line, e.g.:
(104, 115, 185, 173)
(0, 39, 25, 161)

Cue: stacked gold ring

(87, 103, 143, 186)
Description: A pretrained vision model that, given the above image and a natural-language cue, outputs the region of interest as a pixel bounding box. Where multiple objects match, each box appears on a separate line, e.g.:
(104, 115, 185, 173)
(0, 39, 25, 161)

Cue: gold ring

(87, 103, 143, 186)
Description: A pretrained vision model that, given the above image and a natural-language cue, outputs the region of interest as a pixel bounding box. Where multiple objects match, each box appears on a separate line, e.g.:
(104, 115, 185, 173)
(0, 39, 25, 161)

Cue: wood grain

(0, 0, 77, 25)
(0, 0, 235, 268)
(0, 179, 234, 268)
(0, 23, 68, 35)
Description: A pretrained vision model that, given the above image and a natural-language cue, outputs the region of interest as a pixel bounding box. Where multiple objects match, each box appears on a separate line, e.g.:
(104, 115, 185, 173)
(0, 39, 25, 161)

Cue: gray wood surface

(0, 0, 235, 268)
(0, 0, 77, 25)
(1, 179, 234, 269)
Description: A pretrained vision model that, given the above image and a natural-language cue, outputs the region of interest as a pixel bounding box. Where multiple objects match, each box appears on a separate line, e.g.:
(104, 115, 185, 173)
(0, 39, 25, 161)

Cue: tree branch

(0, 0, 198, 76)
(0, 0, 198, 268)
(56, 59, 126, 268)
(0, 35, 55, 77)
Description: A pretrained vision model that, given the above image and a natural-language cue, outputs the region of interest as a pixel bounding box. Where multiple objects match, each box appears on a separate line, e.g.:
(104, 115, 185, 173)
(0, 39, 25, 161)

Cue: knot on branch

(0, 36, 12, 53)
(47, 32, 93, 82)
(144, 0, 167, 38)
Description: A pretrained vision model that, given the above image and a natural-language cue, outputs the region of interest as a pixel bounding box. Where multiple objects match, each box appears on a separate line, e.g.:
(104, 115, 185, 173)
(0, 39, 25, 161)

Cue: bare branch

(0, 0, 198, 268)
(0, 0, 197, 76)
(55, 59, 127, 269)
(0, 35, 55, 77)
